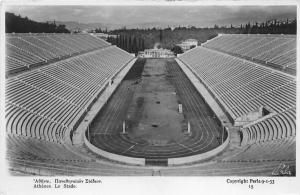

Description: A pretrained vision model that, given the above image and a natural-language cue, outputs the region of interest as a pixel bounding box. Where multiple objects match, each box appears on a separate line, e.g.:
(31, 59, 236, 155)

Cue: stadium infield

(89, 58, 222, 161)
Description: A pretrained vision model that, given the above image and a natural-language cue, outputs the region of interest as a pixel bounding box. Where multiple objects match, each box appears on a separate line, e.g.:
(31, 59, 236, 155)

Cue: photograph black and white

(0, 0, 299, 194)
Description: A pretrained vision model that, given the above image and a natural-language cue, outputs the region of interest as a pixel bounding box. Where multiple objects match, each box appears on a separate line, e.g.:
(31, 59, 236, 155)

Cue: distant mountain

(6, 12, 70, 33)
(55, 21, 123, 31)
(55, 21, 200, 31)
(56, 14, 296, 32)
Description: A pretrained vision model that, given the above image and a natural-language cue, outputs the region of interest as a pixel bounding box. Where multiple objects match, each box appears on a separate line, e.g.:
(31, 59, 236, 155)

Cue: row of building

(91, 33, 198, 58)
(137, 39, 198, 58)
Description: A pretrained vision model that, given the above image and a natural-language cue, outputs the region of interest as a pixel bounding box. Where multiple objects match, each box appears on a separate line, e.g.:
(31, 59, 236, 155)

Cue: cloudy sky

(6, 5, 296, 28)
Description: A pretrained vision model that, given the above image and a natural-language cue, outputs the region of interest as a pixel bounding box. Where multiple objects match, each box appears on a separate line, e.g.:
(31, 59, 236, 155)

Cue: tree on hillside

(190, 45, 196, 49)
(5, 12, 70, 33)
(159, 29, 163, 42)
(107, 34, 145, 54)
(171, 45, 183, 55)
(109, 18, 296, 49)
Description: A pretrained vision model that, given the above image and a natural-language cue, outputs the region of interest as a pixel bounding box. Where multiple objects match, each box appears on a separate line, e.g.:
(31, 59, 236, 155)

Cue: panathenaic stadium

(5, 33, 296, 176)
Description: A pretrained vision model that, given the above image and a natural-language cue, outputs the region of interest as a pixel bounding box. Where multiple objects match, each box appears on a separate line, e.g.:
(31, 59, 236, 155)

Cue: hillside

(111, 19, 296, 49)
(6, 12, 70, 33)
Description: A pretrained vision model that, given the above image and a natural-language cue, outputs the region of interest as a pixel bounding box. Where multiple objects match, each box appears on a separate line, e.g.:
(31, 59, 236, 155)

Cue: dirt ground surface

(90, 58, 222, 159)
(126, 59, 185, 146)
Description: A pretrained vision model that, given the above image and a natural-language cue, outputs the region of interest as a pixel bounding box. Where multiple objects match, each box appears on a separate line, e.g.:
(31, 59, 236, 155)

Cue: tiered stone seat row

(8, 133, 294, 176)
(7, 134, 154, 176)
(203, 34, 296, 73)
(6, 134, 87, 161)
(6, 44, 44, 67)
(6, 33, 110, 75)
(241, 109, 296, 145)
(6, 81, 82, 144)
(6, 56, 28, 73)
(7, 37, 57, 60)
(179, 38, 296, 166)
(161, 160, 295, 176)
(6, 46, 134, 143)
(230, 136, 295, 161)
(178, 47, 296, 120)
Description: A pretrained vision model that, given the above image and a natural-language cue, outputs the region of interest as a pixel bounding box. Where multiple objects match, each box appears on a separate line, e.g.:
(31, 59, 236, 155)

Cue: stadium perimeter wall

(82, 58, 231, 166)
(66, 56, 137, 145)
(80, 57, 146, 165)
(69, 58, 139, 157)
(175, 58, 232, 128)
(168, 129, 229, 165)
(84, 132, 145, 165)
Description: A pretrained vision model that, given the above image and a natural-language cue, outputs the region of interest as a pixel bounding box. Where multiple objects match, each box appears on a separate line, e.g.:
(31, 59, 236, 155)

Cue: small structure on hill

(91, 33, 118, 41)
(177, 39, 198, 52)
